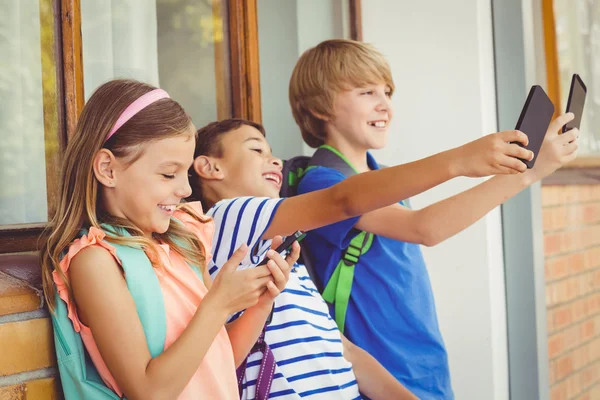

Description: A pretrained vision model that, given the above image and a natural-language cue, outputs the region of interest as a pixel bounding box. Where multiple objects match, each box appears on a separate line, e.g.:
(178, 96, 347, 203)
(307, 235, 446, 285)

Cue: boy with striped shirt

(189, 117, 537, 399)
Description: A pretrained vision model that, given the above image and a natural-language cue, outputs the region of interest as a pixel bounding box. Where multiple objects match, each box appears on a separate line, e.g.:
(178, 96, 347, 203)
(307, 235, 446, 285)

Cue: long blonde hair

(40, 79, 208, 312)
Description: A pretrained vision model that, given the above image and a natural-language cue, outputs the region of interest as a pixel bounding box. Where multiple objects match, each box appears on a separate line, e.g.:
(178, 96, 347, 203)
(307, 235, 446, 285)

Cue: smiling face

(199, 124, 284, 201)
(325, 82, 393, 152)
(105, 133, 195, 236)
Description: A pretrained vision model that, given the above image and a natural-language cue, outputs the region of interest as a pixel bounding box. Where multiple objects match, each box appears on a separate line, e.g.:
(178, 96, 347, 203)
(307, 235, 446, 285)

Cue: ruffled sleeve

(173, 202, 215, 262)
(52, 227, 121, 332)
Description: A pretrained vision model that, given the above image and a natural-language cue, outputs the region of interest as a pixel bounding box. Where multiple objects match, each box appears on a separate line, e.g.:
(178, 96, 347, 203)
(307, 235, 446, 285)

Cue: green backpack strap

(321, 231, 374, 332)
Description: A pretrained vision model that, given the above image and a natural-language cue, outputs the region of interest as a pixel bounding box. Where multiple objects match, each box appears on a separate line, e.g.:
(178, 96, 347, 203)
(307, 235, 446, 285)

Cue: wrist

(444, 147, 463, 178)
(202, 290, 230, 322)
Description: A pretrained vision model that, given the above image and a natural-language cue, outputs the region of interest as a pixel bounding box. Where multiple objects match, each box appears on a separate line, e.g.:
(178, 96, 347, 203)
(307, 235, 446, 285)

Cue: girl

(40, 79, 297, 399)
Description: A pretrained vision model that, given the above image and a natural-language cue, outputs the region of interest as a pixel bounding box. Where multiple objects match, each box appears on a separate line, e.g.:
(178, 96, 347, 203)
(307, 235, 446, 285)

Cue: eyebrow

(157, 161, 190, 168)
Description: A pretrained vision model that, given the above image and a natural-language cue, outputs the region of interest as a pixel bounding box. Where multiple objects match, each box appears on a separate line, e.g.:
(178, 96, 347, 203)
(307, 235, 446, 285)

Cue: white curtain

(554, 0, 600, 154)
(82, 0, 160, 98)
(0, 1, 47, 225)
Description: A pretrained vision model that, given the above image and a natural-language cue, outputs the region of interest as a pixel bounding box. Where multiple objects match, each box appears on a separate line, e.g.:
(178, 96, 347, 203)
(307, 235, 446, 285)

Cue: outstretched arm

(263, 130, 533, 239)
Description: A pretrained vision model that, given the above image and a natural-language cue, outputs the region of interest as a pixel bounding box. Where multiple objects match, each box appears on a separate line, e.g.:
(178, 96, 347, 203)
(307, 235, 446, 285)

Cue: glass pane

(81, 0, 232, 128)
(553, 0, 600, 155)
(0, 1, 50, 225)
(257, 0, 350, 160)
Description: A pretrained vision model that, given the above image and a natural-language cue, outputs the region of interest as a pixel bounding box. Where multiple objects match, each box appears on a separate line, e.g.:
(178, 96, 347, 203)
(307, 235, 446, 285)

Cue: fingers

(505, 142, 534, 161)
(501, 130, 529, 146)
(286, 241, 301, 265)
(549, 112, 575, 134)
(270, 236, 283, 251)
(265, 259, 286, 288)
(498, 155, 528, 173)
(265, 281, 281, 297)
(559, 128, 579, 145)
(221, 244, 248, 273)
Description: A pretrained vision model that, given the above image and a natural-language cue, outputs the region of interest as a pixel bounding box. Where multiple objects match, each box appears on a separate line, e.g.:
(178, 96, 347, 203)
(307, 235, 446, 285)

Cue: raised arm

(263, 130, 533, 239)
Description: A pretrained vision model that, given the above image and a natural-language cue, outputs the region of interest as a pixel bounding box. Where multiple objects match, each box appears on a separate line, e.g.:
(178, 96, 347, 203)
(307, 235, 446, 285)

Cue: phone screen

(563, 74, 587, 133)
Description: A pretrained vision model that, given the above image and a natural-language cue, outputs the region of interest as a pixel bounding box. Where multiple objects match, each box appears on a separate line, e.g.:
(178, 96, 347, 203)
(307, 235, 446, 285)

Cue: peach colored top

(53, 202, 238, 399)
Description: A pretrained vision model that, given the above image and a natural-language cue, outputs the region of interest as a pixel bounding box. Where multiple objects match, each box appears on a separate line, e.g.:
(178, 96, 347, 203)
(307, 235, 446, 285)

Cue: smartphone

(513, 85, 555, 169)
(259, 230, 306, 265)
(563, 73, 587, 133)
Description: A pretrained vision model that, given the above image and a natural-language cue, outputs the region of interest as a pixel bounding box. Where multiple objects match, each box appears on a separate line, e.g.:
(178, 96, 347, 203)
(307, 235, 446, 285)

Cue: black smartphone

(259, 231, 306, 265)
(563, 73, 587, 133)
(513, 85, 555, 169)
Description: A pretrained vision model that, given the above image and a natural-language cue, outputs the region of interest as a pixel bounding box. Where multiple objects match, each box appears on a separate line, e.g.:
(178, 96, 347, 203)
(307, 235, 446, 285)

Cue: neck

(324, 137, 370, 173)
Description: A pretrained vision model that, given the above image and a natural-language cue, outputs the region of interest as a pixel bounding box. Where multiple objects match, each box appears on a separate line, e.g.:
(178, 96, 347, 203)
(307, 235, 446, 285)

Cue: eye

(361, 90, 373, 96)
(252, 148, 264, 154)
(161, 174, 175, 179)
(385, 91, 392, 98)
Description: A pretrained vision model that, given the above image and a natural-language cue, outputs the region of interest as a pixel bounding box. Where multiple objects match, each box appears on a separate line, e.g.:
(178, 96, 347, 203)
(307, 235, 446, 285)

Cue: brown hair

(289, 39, 395, 148)
(40, 79, 209, 312)
(189, 118, 266, 204)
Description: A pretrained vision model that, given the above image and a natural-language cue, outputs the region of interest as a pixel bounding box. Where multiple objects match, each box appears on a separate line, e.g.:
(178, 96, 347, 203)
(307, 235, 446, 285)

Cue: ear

(193, 156, 225, 181)
(93, 149, 118, 188)
(309, 109, 329, 122)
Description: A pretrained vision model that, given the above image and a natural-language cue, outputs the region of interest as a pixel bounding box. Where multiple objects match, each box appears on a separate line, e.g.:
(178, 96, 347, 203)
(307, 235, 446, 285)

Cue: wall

(362, 1, 509, 398)
(543, 184, 600, 400)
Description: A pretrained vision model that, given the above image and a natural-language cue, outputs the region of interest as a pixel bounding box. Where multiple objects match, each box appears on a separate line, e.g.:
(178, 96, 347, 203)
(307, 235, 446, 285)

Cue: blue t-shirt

(297, 153, 454, 400)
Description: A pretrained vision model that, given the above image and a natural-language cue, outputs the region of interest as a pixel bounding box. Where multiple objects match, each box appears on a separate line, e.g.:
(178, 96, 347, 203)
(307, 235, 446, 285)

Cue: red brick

(581, 364, 596, 389)
(557, 354, 574, 380)
(586, 248, 600, 269)
(549, 360, 557, 385)
(566, 373, 582, 398)
(551, 379, 567, 400)
(553, 306, 574, 331)
(547, 257, 570, 281)
(549, 333, 565, 359)
(546, 233, 563, 256)
(543, 186, 561, 207)
(569, 253, 587, 275)
(573, 299, 587, 322)
(581, 320, 596, 341)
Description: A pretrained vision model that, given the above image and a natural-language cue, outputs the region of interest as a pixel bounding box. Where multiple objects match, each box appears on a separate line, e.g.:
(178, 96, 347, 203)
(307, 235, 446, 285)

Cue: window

(81, 0, 233, 126)
(257, 0, 357, 159)
(0, 0, 62, 253)
(0, 0, 361, 254)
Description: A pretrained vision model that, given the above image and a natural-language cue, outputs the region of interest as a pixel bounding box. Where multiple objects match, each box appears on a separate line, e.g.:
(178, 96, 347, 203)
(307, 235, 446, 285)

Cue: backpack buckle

(342, 242, 363, 266)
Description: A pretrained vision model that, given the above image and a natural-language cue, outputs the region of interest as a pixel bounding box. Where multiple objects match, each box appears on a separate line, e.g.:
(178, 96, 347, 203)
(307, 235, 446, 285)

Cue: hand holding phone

(563, 73, 587, 134)
(259, 231, 306, 265)
(513, 85, 555, 169)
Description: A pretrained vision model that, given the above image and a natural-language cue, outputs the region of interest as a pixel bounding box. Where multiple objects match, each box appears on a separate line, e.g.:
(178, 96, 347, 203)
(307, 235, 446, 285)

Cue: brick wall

(544, 185, 600, 400)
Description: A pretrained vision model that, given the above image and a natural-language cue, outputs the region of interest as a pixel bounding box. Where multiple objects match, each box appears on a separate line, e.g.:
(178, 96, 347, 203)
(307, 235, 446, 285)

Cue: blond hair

(289, 39, 395, 148)
(40, 79, 209, 312)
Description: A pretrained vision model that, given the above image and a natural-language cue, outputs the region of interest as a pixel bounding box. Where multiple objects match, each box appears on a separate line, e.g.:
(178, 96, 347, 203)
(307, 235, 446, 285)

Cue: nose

(376, 93, 390, 112)
(178, 176, 193, 199)
(270, 156, 283, 171)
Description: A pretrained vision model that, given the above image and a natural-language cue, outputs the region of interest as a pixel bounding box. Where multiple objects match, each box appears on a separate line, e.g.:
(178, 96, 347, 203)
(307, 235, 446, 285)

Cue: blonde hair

(40, 79, 209, 312)
(289, 39, 395, 148)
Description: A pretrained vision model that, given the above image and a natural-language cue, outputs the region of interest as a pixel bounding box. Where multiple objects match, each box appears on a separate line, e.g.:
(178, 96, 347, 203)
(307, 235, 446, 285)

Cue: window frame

(0, 0, 363, 253)
(541, 0, 600, 185)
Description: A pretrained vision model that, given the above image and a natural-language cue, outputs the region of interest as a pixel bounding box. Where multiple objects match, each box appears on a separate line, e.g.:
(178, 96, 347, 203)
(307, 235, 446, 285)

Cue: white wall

(363, 1, 509, 399)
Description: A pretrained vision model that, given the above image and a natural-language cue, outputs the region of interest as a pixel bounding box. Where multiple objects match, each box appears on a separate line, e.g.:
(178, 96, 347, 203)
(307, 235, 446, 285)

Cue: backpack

(52, 226, 203, 399)
(280, 145, 376, 333)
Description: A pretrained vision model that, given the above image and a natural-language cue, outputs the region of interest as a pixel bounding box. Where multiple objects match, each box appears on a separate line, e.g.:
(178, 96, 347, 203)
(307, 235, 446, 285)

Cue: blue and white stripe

(207, 197, 361, 399)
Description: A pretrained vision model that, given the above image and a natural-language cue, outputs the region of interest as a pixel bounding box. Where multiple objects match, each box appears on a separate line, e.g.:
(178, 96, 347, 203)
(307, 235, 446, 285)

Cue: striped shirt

(207, 197, 361, 399)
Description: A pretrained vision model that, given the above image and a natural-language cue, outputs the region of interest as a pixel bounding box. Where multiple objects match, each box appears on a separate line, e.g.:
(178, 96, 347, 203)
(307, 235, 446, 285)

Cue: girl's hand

(257, 236, 300, 308)
(206, 244, 274, 316)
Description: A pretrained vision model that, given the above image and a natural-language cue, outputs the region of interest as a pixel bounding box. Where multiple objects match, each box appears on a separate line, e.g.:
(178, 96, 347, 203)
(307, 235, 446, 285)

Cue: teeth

(369, 121, 386, 128)
(264, 174, 281, 185)
(158, 205, 175, 212)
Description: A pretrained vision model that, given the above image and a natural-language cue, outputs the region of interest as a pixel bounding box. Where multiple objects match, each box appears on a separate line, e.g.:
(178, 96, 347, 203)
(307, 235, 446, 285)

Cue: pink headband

(104, 88, 170, 142)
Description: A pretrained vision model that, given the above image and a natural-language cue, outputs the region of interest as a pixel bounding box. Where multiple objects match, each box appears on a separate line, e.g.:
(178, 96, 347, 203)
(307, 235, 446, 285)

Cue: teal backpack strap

(104, 227, 167, 358)
(321, 231, 374, 332)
